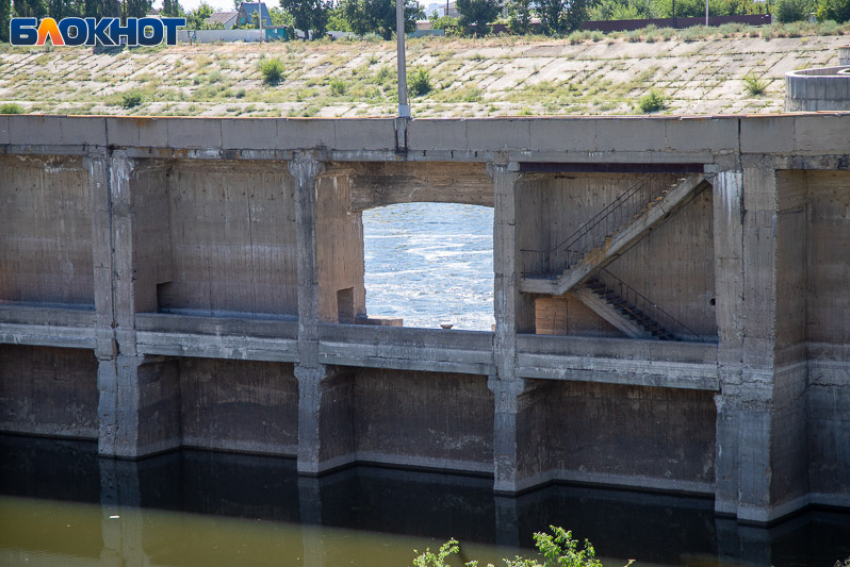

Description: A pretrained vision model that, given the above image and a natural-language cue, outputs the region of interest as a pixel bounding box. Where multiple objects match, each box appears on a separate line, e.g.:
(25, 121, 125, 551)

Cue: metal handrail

(592, 268, 705, 342)
(551, 175, 652, 256)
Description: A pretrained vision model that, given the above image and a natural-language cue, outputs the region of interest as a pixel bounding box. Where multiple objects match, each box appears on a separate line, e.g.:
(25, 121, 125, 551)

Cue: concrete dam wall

(1, 114, 849, 524)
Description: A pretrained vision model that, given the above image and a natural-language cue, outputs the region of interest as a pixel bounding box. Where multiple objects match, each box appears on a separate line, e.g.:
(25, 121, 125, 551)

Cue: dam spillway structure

(0, 113, 849, 525)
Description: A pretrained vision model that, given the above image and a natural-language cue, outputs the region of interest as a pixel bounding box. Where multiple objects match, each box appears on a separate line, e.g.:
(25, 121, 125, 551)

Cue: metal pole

(397, 0, 410, 118)
(705, 0, 709, 26)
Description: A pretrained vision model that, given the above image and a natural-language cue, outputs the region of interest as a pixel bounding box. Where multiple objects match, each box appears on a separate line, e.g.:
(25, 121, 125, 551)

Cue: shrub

(775, 0, 809, 22)
(412, 526, 603, 567)
(0, 103, 23, 114)
(743, 73, 769, 96)
(638, 88, 666, 113)
(121, 90, 144, 109)
(409, 68, 432, 97)
(258, 57, 285, 86)
(330, 78, 347, 96)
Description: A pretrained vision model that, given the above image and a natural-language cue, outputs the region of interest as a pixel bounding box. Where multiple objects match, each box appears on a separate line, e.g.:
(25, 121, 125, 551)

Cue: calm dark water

(1, 435, 849, 567)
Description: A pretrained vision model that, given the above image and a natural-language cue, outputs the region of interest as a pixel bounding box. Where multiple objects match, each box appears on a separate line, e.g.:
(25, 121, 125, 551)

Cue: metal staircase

(521, 173, 710, 296)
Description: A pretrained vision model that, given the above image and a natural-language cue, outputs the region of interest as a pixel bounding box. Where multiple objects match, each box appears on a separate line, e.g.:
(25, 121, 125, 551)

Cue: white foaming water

(363, 203, 495, 331)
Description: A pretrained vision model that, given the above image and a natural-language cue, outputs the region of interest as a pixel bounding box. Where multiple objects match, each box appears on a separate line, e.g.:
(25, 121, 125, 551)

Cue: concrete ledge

(136, 331, 299, 362)
(516, 334, 719, 390)
(135, 312, 298, 338)
(354, 451, 493, 475)
(0, 303, 96, 327)
(135, 314, 298, 362)
(1, 114, 848, 161)
(0, 304, 97, 349)
(182, 438, 298, 457)
(318, 323, 494, 375)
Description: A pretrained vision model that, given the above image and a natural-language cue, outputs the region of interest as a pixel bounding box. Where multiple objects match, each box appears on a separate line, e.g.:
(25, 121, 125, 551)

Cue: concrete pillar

(712, 165, 809, 524)
(89, 151, 180, 458)
(295, 364, 356, 475)
(289, 153, 357, 475)
(488, 163, 542, 494)
(712, 170, 745, 516)
(289, 153, 324, 368)
(489, 162, 535, 380)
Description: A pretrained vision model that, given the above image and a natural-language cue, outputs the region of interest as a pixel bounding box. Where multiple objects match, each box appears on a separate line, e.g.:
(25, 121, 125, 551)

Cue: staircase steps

(586, 277, 674, 341)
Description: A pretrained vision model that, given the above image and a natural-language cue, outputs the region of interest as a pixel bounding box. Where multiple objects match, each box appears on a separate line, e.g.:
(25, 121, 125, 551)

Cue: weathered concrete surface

(543, 381, 717, 495)
(0, 155, 93, 305)
(785, 66, 850, 112)
(0, 345, 99, 438)
(1, 114, 850, 524)
(181, 358, 299, 455)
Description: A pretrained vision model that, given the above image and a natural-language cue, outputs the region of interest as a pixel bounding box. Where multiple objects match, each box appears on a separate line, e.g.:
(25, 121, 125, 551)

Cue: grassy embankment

(0, 21, 848, 118)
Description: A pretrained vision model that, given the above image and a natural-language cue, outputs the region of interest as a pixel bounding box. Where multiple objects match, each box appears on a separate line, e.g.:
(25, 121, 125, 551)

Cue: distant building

(207, 11, 239, 30)
(236, 2, 273, 29)
(426, 2, 444, 17)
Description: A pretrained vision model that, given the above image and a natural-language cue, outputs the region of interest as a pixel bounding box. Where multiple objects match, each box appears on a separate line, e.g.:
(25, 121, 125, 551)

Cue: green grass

(0, 103, 24, 114)
(743, 73, 769, 96)
(258, 57, 285, 86)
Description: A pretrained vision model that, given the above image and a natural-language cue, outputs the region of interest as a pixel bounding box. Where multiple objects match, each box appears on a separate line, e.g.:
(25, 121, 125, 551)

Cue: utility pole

(397, 0, 410, 118)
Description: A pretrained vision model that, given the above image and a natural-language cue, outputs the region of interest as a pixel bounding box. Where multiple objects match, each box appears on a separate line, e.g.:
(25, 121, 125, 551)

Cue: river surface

(2, 435, 850, 567)
(363, 203, 495, 331)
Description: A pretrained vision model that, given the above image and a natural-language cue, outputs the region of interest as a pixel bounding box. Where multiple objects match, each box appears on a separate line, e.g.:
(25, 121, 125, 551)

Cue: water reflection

(2, 435, 850, 567)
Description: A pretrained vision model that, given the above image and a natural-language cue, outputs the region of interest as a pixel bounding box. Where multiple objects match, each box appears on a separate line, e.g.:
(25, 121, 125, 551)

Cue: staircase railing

(592, 268, 706, 342)
(521, 175, 672, 277)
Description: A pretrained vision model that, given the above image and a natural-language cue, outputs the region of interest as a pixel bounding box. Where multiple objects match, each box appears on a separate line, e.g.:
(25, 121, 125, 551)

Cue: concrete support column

(289, 153, 325, 368)
(712, 170, 745, 516)
(89, 151, 180, 458)
(712, 165, 809, 523)
(489, 162, 535, 379)
(295, 364, 356, 475)
(289, 153, 357, 475)
(488, 162, 541, 494)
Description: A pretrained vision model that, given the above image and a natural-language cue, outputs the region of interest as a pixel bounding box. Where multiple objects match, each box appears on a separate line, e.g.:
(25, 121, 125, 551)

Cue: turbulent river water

(363, 202, 495, 331)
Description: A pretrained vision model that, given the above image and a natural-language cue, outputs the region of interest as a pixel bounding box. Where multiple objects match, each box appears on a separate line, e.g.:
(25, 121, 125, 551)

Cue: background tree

(341, 0, 370, 35)
(0, 0, 10, 42)
(160, 0, 183, 17)
(364, 0, 421, 40)
(280, 0, 330, 38)
(538, 0, 596, 34)
(47, 0, 86, 18)
(817, 0, 849, 19)
(430, 13, 460, 33)
(12, 0, 48, 17)
(507, 0, 534, 34)
(123, 0, 153, 18)
(457, 0, 499, 35)
(185, 0, 214, 28)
